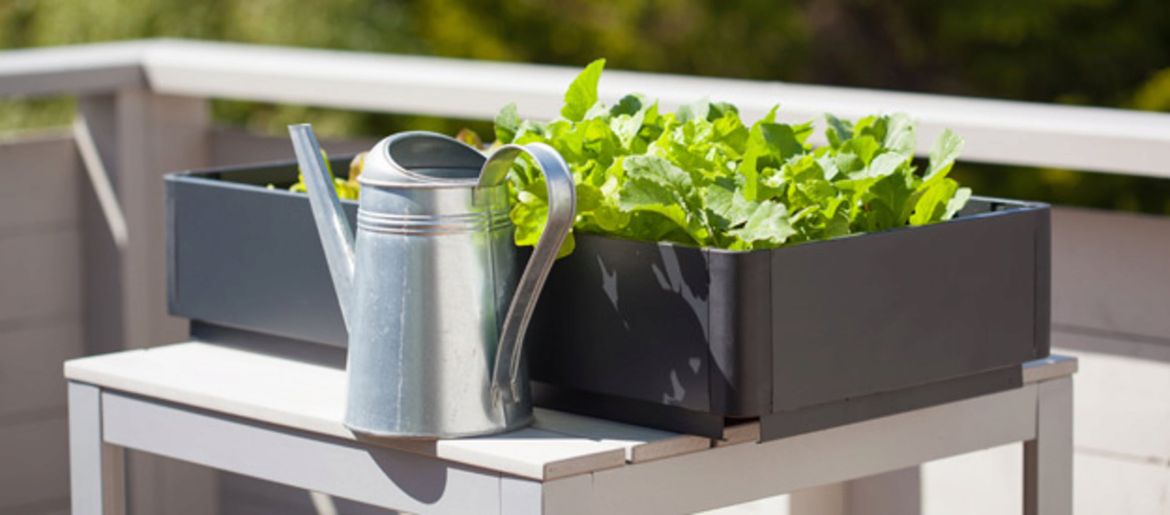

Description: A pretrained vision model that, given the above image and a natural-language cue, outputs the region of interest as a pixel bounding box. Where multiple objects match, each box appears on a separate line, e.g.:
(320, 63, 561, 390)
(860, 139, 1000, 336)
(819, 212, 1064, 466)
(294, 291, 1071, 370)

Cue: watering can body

(289, 126, 575, 438)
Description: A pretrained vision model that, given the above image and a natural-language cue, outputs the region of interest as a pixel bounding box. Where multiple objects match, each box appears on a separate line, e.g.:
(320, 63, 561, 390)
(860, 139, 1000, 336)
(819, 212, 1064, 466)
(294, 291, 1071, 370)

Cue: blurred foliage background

(1, 0, 1169, 213)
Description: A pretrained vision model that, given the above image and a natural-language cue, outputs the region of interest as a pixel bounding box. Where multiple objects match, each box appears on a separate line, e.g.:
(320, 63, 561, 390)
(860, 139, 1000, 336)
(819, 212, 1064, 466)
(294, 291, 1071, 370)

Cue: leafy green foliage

(561, 59, 606, 122)
(287, 149, 361, 200)
(497, 61, 971, 253)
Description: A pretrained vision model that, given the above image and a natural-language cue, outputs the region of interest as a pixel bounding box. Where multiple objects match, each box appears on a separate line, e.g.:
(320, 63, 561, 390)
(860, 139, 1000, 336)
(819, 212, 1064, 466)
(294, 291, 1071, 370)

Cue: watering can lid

(360, 131, 489, 188)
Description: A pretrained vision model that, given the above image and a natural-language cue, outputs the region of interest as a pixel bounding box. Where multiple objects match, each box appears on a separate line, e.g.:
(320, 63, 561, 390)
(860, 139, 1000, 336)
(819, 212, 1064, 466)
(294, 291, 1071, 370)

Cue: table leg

(69, 382, 127, 515)
(1024, 377, 1073, 515)
(503, 475, 595, 514)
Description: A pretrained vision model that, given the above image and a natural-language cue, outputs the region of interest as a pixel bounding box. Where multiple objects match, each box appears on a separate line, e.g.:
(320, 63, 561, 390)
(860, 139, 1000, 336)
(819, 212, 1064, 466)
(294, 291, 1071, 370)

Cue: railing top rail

(1, 39, 1168, 178)
(0, 39, 147, 96)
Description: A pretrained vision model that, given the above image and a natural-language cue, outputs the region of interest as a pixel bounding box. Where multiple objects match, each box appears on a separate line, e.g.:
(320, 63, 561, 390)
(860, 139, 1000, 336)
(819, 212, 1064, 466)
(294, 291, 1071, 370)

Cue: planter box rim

(168, 164, 1045, 255)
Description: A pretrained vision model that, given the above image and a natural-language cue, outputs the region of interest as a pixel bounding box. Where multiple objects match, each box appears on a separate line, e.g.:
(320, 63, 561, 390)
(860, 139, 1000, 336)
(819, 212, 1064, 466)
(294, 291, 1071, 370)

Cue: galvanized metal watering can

(288, 124, 575, 438)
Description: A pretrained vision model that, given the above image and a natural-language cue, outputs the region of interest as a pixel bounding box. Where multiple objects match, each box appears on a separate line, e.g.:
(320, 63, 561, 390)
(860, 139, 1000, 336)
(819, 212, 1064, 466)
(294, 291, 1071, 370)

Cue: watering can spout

(288, 124, 357, 331)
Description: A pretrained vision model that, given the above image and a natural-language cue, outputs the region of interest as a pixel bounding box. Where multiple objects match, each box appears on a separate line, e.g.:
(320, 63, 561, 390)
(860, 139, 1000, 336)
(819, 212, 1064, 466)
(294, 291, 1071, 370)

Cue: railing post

(75, 88, 217, 515)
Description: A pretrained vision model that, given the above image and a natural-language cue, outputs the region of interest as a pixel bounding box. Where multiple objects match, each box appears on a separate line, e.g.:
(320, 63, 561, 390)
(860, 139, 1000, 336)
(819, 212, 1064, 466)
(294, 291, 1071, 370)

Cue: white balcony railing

(3, 38, 1170, 177)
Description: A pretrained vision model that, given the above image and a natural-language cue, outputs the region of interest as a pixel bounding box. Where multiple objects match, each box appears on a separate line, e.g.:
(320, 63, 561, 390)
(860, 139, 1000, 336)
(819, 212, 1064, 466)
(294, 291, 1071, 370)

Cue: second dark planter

(527, 201, 1048, 438)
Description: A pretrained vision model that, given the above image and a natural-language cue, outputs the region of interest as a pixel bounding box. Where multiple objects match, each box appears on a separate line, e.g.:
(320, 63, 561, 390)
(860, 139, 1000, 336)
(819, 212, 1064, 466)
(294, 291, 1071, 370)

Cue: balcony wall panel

(1055, 331, 1170, 462)
(0, 416, 70, 511)
(208, 127, 377, 167)
(0, 134, 82, 327)
(0, 323, 83, 420)
(0, 132, 79, 233)
(0, 134, 84, 514)
(0, 230, 82, 324)
(1052, 207, 1170, 342)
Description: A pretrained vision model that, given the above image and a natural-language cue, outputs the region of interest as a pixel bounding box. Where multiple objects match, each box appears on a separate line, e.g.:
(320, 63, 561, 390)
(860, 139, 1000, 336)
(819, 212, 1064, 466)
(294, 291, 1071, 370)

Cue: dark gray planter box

(166, 158, 1050, 440)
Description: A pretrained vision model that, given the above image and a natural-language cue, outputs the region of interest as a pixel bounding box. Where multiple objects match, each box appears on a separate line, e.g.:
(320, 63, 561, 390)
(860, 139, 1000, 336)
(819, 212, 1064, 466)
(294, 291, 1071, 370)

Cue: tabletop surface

(65, 340, 1077, 481)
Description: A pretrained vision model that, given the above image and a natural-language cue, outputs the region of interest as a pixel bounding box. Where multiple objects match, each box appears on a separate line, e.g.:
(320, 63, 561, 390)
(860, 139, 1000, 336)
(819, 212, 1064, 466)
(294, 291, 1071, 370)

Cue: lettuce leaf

(561, 58, 606, 122)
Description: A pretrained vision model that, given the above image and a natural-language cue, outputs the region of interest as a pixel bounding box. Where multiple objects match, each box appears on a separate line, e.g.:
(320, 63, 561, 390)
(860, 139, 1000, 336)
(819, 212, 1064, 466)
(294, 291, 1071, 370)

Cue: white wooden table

(65, 341, 1076, 515)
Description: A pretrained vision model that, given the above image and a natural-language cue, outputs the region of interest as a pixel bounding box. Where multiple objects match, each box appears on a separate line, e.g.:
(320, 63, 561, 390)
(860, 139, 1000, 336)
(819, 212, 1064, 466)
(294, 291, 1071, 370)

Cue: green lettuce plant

(496, 59, 971, 255)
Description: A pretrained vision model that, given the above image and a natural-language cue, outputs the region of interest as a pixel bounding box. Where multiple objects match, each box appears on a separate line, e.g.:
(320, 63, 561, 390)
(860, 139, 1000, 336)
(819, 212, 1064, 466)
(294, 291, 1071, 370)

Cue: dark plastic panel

(526, 236, 712, 413)
(167, 159, 354, 348)
(706, 250, 772, 416)
(769, 208, 1039, 411)
(760, 366, 1021, 439)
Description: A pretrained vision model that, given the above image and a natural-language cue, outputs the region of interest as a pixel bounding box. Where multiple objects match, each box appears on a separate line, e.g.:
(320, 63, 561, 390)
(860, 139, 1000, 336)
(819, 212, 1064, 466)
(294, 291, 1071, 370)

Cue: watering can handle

(487, 143, 576, 404)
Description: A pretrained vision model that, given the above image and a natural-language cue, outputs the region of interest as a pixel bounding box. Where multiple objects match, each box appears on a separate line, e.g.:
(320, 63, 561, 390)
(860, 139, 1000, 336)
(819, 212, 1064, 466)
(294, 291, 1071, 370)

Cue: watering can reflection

(288, 124, 575, 438)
